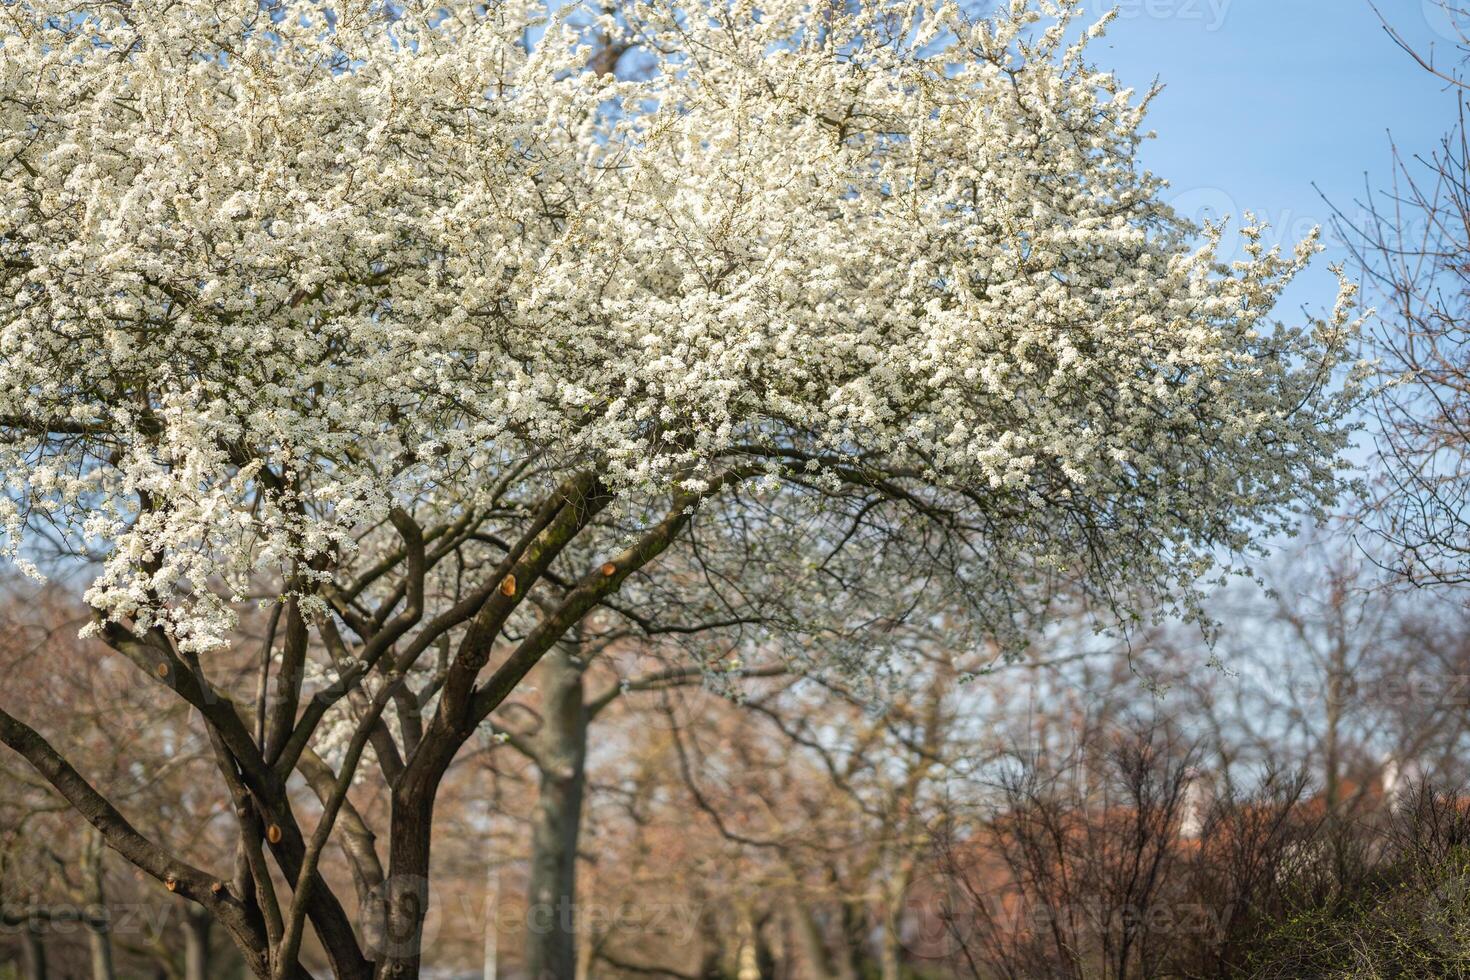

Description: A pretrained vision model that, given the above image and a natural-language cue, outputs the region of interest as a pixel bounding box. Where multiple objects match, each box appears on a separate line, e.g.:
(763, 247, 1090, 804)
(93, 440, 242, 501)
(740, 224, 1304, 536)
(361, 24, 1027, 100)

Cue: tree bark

(525, 638, 589, 980)
(376, 769, 443, 979)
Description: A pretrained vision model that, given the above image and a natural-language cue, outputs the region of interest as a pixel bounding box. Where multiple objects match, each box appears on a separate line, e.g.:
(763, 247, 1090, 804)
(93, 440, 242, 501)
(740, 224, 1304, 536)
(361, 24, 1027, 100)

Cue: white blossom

(0, 0, 1362, 652)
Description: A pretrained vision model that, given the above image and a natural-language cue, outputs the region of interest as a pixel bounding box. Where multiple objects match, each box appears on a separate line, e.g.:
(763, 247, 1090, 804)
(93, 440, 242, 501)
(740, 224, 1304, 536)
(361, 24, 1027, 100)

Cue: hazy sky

(1087, 0, 1459, 317)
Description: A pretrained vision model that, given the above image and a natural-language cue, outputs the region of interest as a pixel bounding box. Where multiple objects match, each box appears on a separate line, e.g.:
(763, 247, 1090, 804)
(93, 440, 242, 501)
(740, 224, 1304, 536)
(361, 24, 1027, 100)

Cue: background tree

(0, 584, 248, 980)
(489, 618, 784, 980)
(1336, 2, 1470, 588)
(645, 638, 987, 980)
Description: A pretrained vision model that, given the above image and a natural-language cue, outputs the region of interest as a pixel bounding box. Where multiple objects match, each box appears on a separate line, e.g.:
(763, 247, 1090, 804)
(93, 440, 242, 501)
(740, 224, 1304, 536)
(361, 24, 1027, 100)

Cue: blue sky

(1083, 0, 1459, 318)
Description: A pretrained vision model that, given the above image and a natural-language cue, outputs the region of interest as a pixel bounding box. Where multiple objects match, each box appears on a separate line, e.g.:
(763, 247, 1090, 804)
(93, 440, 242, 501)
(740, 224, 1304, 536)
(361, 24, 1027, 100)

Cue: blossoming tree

(0, 0, 1360, 975)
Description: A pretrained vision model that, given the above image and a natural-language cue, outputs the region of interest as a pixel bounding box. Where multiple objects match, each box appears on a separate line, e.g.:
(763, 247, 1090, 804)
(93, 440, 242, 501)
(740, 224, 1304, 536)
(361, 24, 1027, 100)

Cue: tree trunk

(182, 905, 212, 980)
(81, 828, 117, 980)
(482, 855, 500, 980)
(377, 764, 444, 979)
(736, 912, 760, 980)
(525, 638, 589, 980)
(573, 866, 594, 980)
(789, 901, 835, 980)
(878, 906, 902, 980)
(878, 867, 914, 980)
(86, 922, 115, 980)
(20, 920, 46, 980)
(734, 907, 773, 980)
(832, 901, 862, 980)
(380, 809, 432, 978)
(696, 904, 725, 980)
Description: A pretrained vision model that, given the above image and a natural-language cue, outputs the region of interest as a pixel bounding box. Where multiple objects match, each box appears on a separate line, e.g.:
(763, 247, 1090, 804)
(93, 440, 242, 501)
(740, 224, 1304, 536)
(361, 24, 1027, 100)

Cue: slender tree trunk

(789, 901, 835, 980)
(878, 904, 901, 980)
(1325, 661, 1343, 811)
(182, 906, 212, 980)
(833, 901, 862, 980)
(734, 907, 771, 980)
(736, 911, 759, 980)
(81, 828, 116, 980)
(379, 783, 438, 979)
(878, 866, 915, 980)
(1324, 620, 1349, 879)
(525, 638, 588, 980)
(696, 904, 725, 980)
(574, 865, 594, 980)
(86, 921, 115, 980)
(20, 919, 46, 980)
(483, 854, 500, 980)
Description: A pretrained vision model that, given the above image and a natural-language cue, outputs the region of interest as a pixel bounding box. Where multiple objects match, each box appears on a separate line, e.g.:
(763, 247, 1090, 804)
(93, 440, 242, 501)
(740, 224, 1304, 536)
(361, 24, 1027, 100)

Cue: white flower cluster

(0, 0, 1361, 651)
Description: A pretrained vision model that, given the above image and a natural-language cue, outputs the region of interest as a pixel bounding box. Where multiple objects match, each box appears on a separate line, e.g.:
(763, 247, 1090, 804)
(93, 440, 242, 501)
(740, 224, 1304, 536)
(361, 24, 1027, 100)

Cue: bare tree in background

(0, 584, 240, 980)
(1340, 2, 1470, 587)
(944, 725, 1200, 980)
(488, 619, 783, 980)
